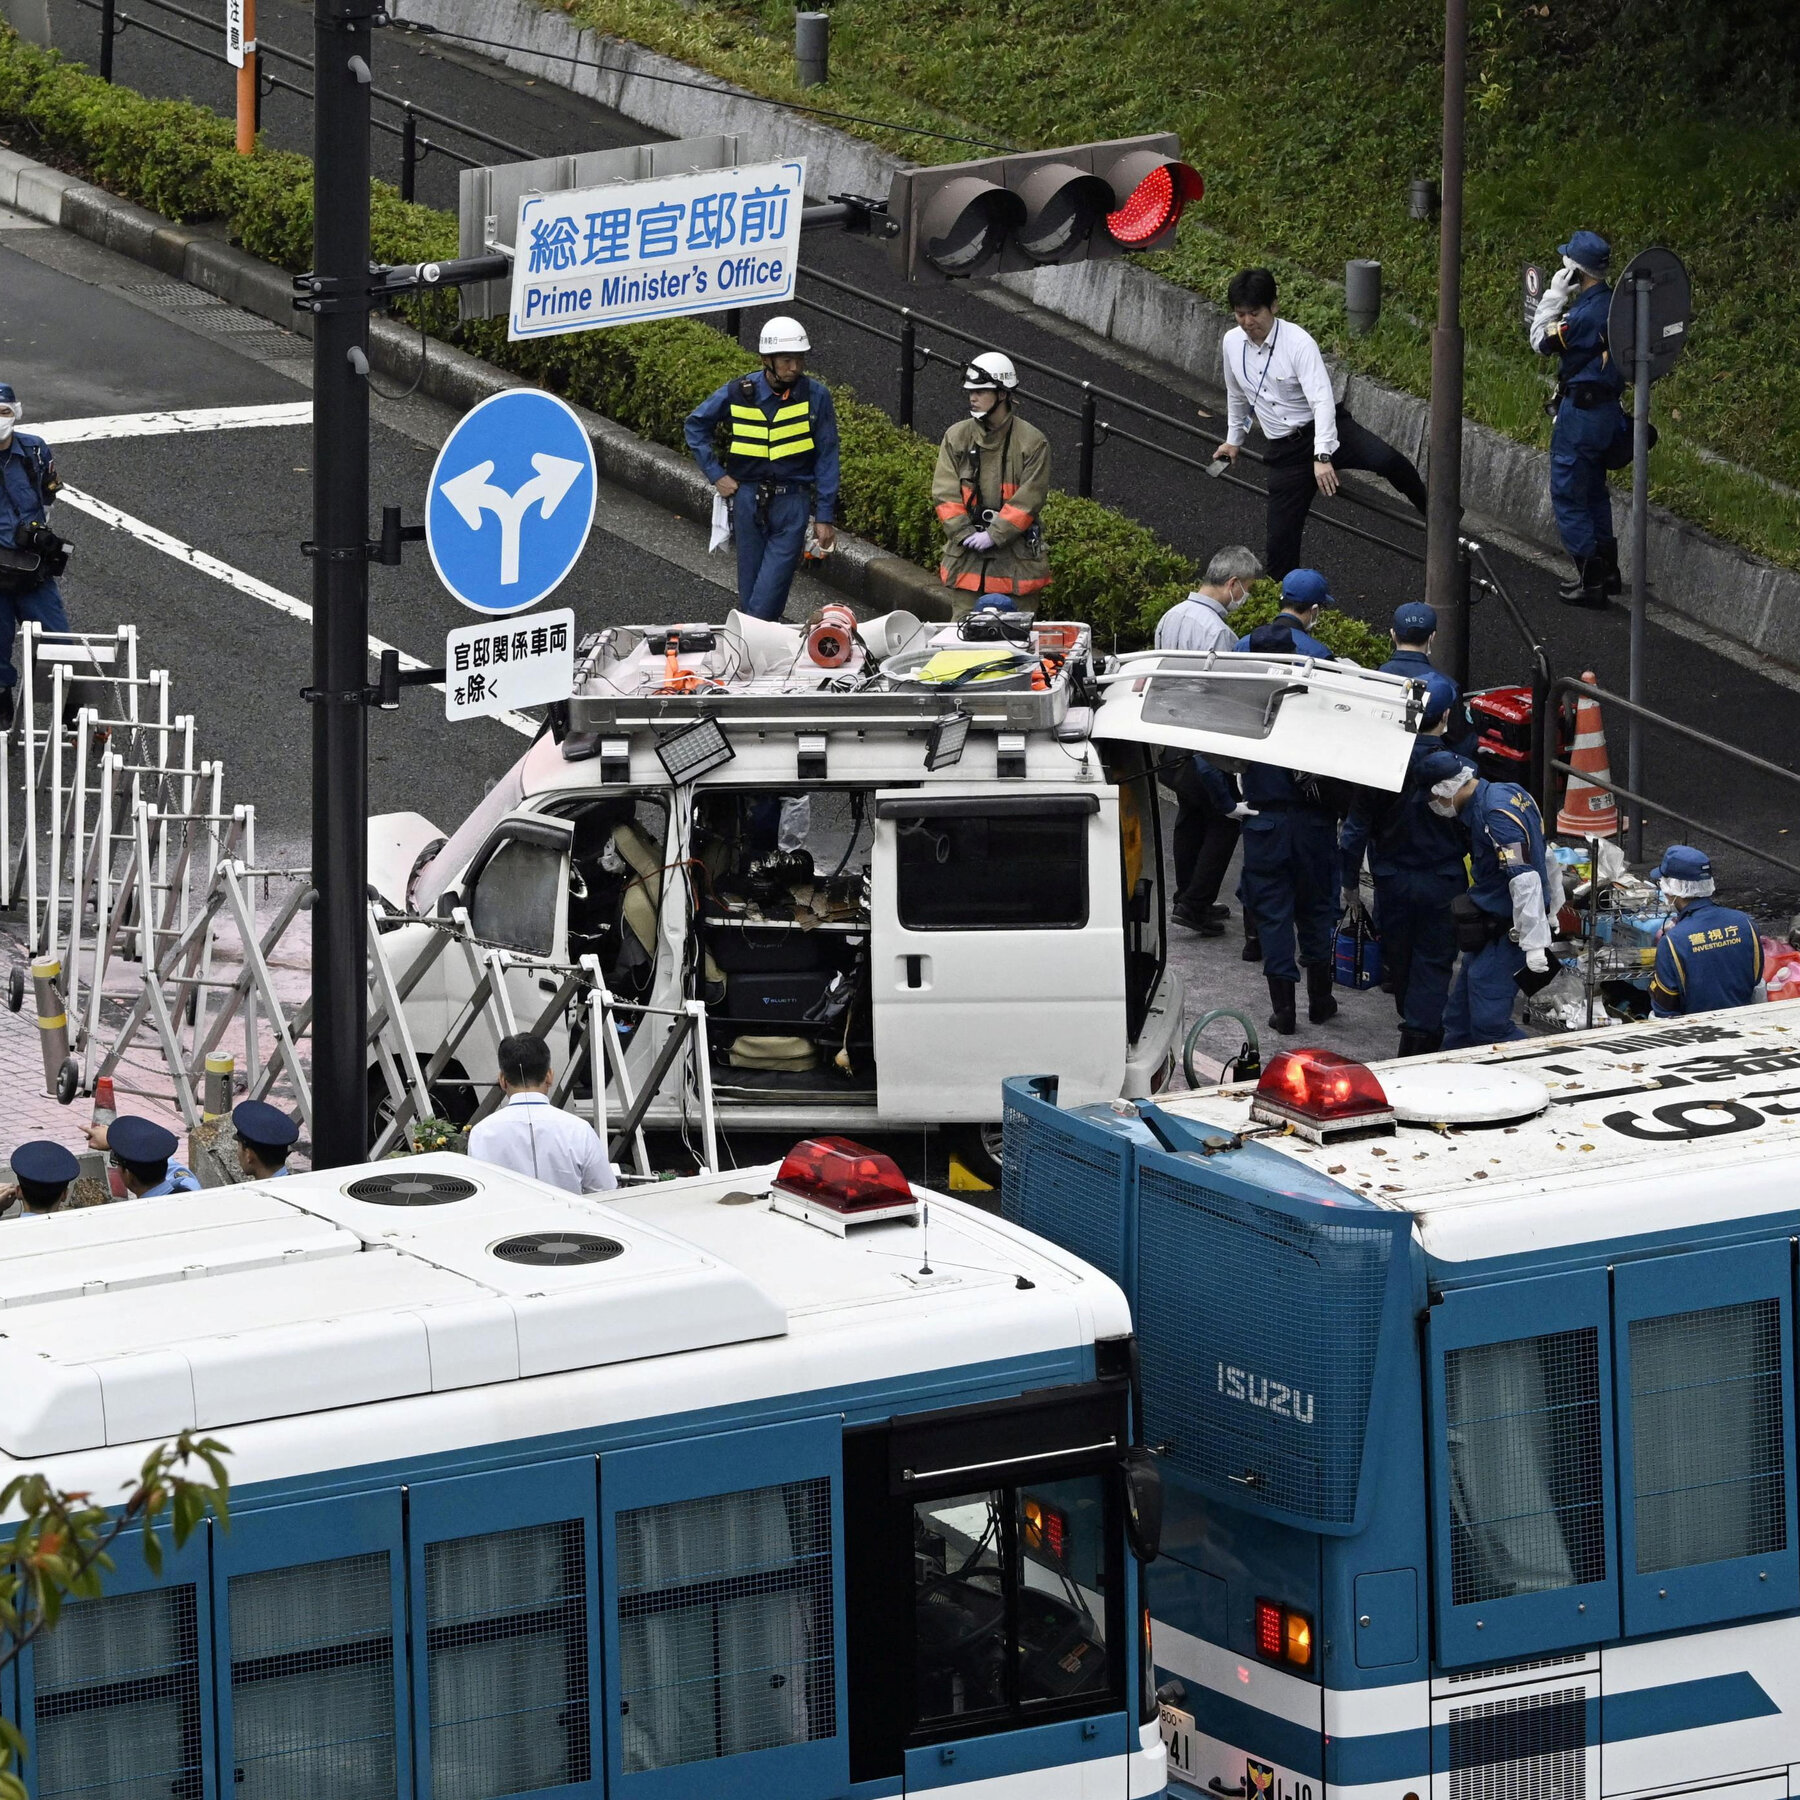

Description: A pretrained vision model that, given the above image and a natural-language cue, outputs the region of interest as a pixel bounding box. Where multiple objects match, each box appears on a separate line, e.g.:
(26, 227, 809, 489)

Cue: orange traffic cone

(1556, 671, 1619, 838)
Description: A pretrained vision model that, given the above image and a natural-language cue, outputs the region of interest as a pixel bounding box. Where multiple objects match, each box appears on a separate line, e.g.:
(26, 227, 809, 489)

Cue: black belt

(741, 477, 814, 493)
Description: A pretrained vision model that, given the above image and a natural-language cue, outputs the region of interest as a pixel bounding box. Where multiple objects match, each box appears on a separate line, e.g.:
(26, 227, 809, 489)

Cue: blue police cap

(1418, 691, 1450, 732)
(1557, 231, 1611, 276)
(12, 1140, 79, 1187)
(1418, 749, 1473, 787)
(0, 384, 16, 406)
(109, 1115, 178, 1165)
(1245, 622, 1299, 655)
(233, 1101, 299, 1152)
(1393, 602, 1437, 639)
(1280, 568, 1333, 611)
(1653, 844, 1713, 884)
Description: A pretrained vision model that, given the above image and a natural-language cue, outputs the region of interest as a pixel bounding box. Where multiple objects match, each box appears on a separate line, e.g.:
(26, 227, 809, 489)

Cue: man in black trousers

(1212, 269, 1428, 578)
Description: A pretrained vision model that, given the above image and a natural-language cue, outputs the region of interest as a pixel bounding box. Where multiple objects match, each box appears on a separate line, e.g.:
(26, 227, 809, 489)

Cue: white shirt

(467, 1092, 617, 1195)
(1222, 319, 1339, 456)
(1155, 591, 1239, 653)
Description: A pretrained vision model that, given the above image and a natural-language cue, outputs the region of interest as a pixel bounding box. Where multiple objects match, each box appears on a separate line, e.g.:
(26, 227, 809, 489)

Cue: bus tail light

(1254, 1597, 1314, 1670)
(1249, 1048, 1395, 1142)
(1022, 1494, 1069, 1561)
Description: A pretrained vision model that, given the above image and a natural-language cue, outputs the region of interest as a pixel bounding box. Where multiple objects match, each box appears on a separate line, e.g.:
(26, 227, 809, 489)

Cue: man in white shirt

(1154, 543, 1261, 653)
(468, 1033, 618, 1195)
(1212, 269, 1428, 578)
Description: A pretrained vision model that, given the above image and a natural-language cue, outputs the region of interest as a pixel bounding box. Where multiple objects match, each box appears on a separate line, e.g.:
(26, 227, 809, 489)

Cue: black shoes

(1558, 556, 1610, 609)
(1305, 962, 1339, 1025)
(1398, 1025, 1443, 1057)
(0, 686, 13, 734)
(1596, 538, 1623, 596)
(1266, 976, 1297, 1034)
(1171, 907, 1225, 936)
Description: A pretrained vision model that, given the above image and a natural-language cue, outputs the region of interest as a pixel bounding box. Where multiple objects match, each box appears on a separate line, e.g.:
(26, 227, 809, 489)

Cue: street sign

(425, 389, 597, 615)
(508, 158, 806, 341)
(445, 607, 575, 722)
(1607, 246, 1691, 382)
(225, 0, 245, 66)
(1521, 261, 1545, 333)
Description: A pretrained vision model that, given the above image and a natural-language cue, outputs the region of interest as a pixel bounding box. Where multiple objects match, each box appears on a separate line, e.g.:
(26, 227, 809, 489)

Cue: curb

(0, 146, 952, 624)
(388, 0, 1800, 669)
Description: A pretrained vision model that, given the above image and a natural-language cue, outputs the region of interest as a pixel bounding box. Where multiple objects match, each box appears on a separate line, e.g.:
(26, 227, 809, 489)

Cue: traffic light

(886, 135, 1202, 284)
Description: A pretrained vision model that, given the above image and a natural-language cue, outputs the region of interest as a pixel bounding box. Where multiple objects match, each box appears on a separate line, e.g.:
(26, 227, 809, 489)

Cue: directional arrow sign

(426, 389, 597, 614)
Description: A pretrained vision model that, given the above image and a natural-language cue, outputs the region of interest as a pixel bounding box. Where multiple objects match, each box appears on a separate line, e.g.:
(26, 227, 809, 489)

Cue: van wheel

(947, 1123, 1005, 1192)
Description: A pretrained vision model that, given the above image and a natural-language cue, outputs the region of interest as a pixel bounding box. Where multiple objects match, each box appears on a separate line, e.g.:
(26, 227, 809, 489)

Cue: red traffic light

(1102, 153, 1204, 248)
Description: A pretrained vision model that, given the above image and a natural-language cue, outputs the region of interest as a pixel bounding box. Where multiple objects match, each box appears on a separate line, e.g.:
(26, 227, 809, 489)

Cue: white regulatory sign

(509, 158, 805, 342)
(445, 607, 575, 722)
(225, 0, 246, 67)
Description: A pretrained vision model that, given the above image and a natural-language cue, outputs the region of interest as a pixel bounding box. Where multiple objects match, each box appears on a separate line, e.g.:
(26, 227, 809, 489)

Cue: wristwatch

(1313, 453, 1334, 466)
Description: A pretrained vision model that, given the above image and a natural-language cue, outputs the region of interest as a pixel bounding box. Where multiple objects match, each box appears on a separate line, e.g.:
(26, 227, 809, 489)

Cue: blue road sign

(425, 388, 597, 615)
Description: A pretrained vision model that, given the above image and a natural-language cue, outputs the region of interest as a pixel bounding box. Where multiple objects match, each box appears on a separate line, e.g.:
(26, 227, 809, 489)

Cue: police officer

(88, 1115, 202, 1197)
(0, 381, 71, 734)
(1381, 601, 1474, 751)
(932, 353, 1052, 610)
(1340, 704, 1471, 1056)
(1, 1140, 80, 1218)
(1237, 569, 1337, 659)
(1648, 845, 1765, 1017)
(683, 317, 839, 622)
(233, 1100, 300, 1179)
(1530, 231, 1627, 609)
(1239, 620, 1345, 1034)
(1429, 755, 1565, 1047)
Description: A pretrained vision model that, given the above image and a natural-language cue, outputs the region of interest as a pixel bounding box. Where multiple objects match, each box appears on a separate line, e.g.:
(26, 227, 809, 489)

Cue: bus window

(914, 1491, 1007, 1722)
(1016, 1479, 1112, 1707)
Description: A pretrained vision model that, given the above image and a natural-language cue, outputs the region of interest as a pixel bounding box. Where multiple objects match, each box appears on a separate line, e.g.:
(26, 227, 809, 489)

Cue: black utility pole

(1425, 0, 1469, 687)
(309, 0, 373, 1164)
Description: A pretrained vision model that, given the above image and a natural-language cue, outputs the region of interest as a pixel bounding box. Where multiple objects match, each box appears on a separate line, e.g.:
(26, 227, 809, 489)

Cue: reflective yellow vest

(727, 382, 816, 463)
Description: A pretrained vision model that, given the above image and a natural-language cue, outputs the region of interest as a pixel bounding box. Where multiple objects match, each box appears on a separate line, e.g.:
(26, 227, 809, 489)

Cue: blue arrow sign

(425, 388, 597, 615)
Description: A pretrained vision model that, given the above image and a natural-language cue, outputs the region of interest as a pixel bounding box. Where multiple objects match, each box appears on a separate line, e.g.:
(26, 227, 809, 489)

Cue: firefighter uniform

(684, 369, 840, 621)
(931, 413, 1052, 606)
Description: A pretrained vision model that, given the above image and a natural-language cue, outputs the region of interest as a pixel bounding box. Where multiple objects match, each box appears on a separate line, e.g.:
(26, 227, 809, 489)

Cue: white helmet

(962, 351, 1019, 391)
(758, 316, 811, 355)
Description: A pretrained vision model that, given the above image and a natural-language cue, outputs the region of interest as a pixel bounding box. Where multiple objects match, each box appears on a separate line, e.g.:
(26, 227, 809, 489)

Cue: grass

(551, 0, 1800, 569)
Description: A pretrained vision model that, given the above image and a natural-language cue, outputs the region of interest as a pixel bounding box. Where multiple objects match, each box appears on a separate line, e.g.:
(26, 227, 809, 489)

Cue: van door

(1091, 649, 1420, 791)
(871, 785, 1123, 1123)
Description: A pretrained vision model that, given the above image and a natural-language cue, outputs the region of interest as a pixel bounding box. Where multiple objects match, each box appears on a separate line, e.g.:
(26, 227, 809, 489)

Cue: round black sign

(1607, 247, 1692, 383)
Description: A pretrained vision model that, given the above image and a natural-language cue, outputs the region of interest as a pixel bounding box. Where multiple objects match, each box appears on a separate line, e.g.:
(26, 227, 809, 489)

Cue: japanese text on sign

(445, 607, 575, 722)
(225, 0, 246, 67)
(509, 159, 805, 341)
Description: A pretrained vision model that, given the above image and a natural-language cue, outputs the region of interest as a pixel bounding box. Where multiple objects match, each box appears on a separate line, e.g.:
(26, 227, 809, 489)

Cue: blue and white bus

(1002, 1003, 1800, 1800)
(0, 1139, 1168, 1799)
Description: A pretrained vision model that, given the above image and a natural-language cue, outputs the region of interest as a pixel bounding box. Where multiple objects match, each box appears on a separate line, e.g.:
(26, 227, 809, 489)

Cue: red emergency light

(1255, 1598, 1314, 1669)
(774, 1136, 916, 1215)
(1249, 1049, 1394, 1142)
(1104, 158, 1203, 247)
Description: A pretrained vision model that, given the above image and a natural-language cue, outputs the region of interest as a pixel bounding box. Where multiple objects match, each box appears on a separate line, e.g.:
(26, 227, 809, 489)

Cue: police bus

(0, 1140, 1167, 1798)
(1000, 1003, 1800, 1800)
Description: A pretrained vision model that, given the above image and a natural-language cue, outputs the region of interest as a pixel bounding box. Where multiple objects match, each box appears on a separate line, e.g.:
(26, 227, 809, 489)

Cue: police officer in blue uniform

(0, 381, 72, 734)
(1530, 231, 1628, 610)
(683, 316, 840, 622)
(1430, 754, 1565, 1047)
(1381, 601, 1474, 753)
(1340, 704, 1471, 1057)
(98, 1116, 202, 1197)
(1236, 568, 1337, 659)
(233, 1100, 300, 1179)
(2, 1140, 80, 1217)
(1239, 620, 1346, 1034)
(1648, 845, 1765, 1017)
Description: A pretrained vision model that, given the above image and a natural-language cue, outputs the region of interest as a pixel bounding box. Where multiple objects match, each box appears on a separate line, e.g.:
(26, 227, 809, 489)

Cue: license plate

(1160, 1703, 1199, 1784)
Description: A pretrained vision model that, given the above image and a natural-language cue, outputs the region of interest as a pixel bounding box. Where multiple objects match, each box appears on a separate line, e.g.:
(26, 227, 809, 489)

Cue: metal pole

(1530, 649, 1553, 810)
(236, 0, 258, 153)
(100, 0, 116, 80)
(898, 313, 916, 429)
(310, 0, 373, 1165)
(400, 106, 417, 203)
(1627, 273, 1651, 866)
(1078, 387, 1097, 499)
(1424, 0, 1468, 687)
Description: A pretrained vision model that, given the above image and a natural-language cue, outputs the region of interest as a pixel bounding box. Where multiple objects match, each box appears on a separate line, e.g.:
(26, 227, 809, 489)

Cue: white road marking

(35, 402, 313, 444)
(56, 485, 538, 736)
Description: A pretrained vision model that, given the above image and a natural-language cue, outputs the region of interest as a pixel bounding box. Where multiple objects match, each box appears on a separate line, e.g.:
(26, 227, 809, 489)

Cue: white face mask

(0, 405, 17, 441)
(1428, 778, 1468, 818)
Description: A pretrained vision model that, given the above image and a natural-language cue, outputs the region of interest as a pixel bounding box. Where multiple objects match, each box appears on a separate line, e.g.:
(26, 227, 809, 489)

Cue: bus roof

(1156, 1000, 1800, 1267)
(0, 1155, 1126, 1478)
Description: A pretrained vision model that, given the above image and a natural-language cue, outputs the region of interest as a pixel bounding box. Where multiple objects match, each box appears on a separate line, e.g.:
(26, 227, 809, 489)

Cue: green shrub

(1184, 580, 1390, 668)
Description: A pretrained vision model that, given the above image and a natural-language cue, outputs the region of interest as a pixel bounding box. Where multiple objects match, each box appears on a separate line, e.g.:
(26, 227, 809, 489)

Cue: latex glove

(1228, 802, 1259, 821)
(1525, 946, 1550, 975)
(962, 530, 996, 552)
(1531, 269, 1577, 348)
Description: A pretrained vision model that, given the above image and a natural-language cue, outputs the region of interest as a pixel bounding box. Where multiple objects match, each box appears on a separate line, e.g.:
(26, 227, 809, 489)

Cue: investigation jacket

(932, 412, 1052, 599)
(1650, 899, 1764, 1017)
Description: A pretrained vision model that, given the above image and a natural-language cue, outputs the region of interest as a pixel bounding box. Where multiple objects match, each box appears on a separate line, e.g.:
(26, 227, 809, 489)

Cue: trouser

(1373, 867, 1464, 1036)
(1171, 761, 1241, 916)
(1549, 399, 1620, 560)
(732, 482, 812, 621)
(1442, 934, 1527, 1048)
(0, 577, 70, 689)
(1240, 810, 1338, 983)
(1263, 408, 1429, 579)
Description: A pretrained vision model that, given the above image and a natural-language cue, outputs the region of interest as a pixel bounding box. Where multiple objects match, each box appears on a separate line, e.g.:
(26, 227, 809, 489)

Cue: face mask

(0, 408, 16, 441)
(969, 394, 998, 421)
(1428, 795, 1458, 818)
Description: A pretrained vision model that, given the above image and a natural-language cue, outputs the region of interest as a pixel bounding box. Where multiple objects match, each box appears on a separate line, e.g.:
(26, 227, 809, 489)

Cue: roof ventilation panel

(491, 1232, 625, 1267)
(345, 1171, 481, 1206)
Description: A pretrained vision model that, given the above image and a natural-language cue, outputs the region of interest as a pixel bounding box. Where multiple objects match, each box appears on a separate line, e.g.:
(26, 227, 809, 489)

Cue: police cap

(1245, 622, 1299, 655)
(1393, 601, 1437, 640)
(12, 1140, 79, 1188)
(233, 1101, 300, 1156)
(108, 1115, 178, 1166)
(1558, 231, 1611, 277)
(0, 383, 16, 406)
(1418, 749, 1473, 787)
(1279, 568, 1333, 613)
(1652, 844, 1713, 884)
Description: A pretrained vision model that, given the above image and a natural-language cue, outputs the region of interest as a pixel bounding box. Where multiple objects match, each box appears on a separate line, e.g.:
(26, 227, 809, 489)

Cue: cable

(364, 307, 432, 401)
(396, 21, 1019, 152)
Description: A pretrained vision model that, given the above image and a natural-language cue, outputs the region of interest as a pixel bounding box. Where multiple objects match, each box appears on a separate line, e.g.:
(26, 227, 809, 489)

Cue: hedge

(0, 31, 1392, 662)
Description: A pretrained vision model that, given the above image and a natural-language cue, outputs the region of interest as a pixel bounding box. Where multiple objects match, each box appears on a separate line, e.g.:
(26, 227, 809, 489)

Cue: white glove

(1229, 803, 1259, 821)
(1525, 947, 1550, 975)
(1530, 268, 1577, 349)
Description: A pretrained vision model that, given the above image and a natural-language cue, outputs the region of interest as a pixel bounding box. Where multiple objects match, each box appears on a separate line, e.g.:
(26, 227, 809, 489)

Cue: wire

(364, 307, 432, 401)
(396, 21, 1019, 152)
